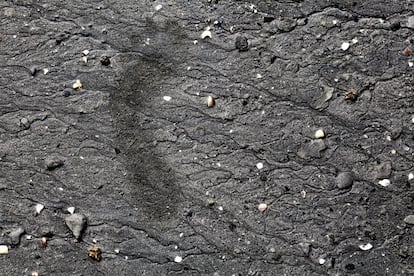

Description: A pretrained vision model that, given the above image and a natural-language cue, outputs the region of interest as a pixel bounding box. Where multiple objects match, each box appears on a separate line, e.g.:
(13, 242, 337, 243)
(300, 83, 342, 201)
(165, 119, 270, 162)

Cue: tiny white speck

(174, 256, 182, 263)
(386, 135, 391, 141)
(125, 256, 128, 260)
(155, 4, 163, 11)
(67, 207, 75, 214)
(43, 68, 49, 75)
(391, 149, 397, 155)
(35, 204, 44, 214)
(332, 20, 338, 25)
(26, 235, 32, 240)
(58, 187, 64, 191)
(334, 78, 339, 82)
(216, 162, 221, 167)
(409, 61, 414, 67)
(82, 49, 90, 56)
(319, 258, 326, 265)
(229, 129, 233, 133)
(93, 239, 97, 243)
(378, 179, 390, 187)
(301, 190, 306, 198)
(13, 35, 17, 38)
(256, 162, 263, 170)
(359, 243, 373, 251)
(201, 30, 212, 39)
(351, 38, 358, 44)
(193, 40, 198, 45)
(163, 96, 172, 102)
(256, 73, 263, 79)
(115, 249, 120, 254)
(179, 233, 184, 238)
(218, 206, 223, 211)
(341, 42, 350, 51)
(408, 173, 414, 180)
(363, 134, 368, 138)
(411, 117, 414, 123)
(80, 156, 84, 160)
(187, 66, 191, 71)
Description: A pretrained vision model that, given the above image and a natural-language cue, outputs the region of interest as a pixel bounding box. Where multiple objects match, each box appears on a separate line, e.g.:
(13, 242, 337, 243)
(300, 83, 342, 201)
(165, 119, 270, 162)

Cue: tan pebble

(314, 129, 325, 139)
(88, 246, 102, 261)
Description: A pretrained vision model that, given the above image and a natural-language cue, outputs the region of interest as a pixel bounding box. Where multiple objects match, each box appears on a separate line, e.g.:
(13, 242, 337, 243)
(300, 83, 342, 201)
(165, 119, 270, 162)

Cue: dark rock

(80, 30, 90, 37)
(100, 55, 111, 66)
(235, 36, 249, 51)
(65, 214, 87, 240)
(336, 171, 354, 189)
(63, 89, 71, 97)
(45, 156, 64, 170)
(376, 161, 392, 179)
(345, 263, 355, 270)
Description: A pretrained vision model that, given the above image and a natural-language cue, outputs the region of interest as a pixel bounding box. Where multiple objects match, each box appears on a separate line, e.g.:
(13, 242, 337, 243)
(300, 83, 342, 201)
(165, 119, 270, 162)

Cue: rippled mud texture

(1, 0, 414, 275)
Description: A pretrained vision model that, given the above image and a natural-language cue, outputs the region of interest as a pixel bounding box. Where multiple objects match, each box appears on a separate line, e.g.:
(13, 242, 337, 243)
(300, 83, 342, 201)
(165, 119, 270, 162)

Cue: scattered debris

(201, 29, 212, 39)
(67, 207, 75, 214)
(72, 79, 82, 90)
(174, 256, 183, 263)
(336, 171, 354, 189)
(341, 42, 350, 51)
(35, 203, 45, 215)
(359, 243, 373, 251)
(163, 96, 172, 102)
(88, 246, 102, 261)
(378, 179, 390, 187)
(404, 215, 414, 225)
(235, 36, 249, 51)
(258, 203, 267, 212)
(65, 213, 87, 240)
(100, 55, 111, 66)
(207, 96, 215, 107)
(314, 129, 325, 139)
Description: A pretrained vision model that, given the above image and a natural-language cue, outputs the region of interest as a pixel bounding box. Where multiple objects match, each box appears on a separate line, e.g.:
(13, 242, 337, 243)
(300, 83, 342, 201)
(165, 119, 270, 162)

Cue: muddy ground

(1, 0, 414, 275)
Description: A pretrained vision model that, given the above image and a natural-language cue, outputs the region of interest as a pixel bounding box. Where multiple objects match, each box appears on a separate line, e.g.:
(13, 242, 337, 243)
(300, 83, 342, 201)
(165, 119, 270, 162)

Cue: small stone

(45, 156, 64, 170)
(359, 243, 373, 251)
(163, 96, 172, 102)
(258, 203, 267, 212)
(88, 246, 102, 261)
(404, 47, 412, 56)
(174, 256, 183, 263)
(319, 258, 326, 265)
(378, 179, 390, 187)
(376, 161, 392, 179)
(314, 129, 325, 139)
(336, 172, 354, 189)
(100, 55, 111, 66)
(114, 249, 120, 254)
(341, 42, 350, 51)
(408, 16, 414, 29)
(32, 272, 39, 276)
(256, 73, 263, 79)
(67, 207, 75, 214)
(155, 4, 163, 11)
(20, 117, 31, 130)
(235, 36, 249, 51)
(81, 56, 88, 63)
(409, 61, 413, 67)
(65, 214, 87, 240)
(35, 203, 44, 215)
(403, 215, 414, 225)
(42, 68, 49, 75)
(72, 79, 82, 90)
(0, 245, 8, 254)
(299, 242, 311, 256)
(80, 30, 90, 37)
(201, 30, 212, 39)
(8, 227, 25, 245)
(207, 96, 215, 107)
(63, 89, 71, 97)
(82, 49, 89, 56)
(256, 162, 264, 170)
(408, 173, 414, 181)
(207, 199, 216, 206)
(40, 237, 47, 248)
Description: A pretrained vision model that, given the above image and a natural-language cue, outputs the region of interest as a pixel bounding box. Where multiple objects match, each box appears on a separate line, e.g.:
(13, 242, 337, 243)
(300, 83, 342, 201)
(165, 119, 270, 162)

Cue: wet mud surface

(1, 0, 414, 275)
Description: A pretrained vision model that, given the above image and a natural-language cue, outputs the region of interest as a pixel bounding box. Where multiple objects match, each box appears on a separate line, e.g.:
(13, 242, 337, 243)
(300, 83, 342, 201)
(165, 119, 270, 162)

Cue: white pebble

(256, 73, 263, 79)
(378, 179, 390, 187)
(72, 79, 82, 90)
(319, 258, 326, 265)
(409, 61, 414, 67)
(82, 56, 88, 63)
(341, 42, 350, 51)
(218, 206, 223, 211)
(174, 256, 183, 263)
(332, 20, 338, 25)
(42, 68, 49, 75)
(155, 4, 163, 11)
(26, 235, 32, 240)
(179, 232, 184, 238)
(351, 38, 358, 44)
(114, 249, 120, 254)
(408, 173, 414, 181)
(201, 30, 212, 39)
(163, 96, 172, 102)
(391, 149, 397, 155)
(258, 203, 267, 212)
(82, 49, 90, 56)
(35, 203, 44, 214)
(314, 129, 325, 139)
(0, 245, 8, 254)
(67, 207, 75, 214)
(207, 96, 215, 107)
(193, 40, 198, 45)
(32, 272, 39, 276)
(411, 117, 414, 123)
(386, 135, 391, 141)
(256, 162, 263, 170)
(359, 243, 373, 251)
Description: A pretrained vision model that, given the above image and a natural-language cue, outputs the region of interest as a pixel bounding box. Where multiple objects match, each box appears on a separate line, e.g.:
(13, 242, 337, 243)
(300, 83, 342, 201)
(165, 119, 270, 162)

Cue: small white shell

(314, 129, 325, 139)
(341, 42, 350, 51)
(378, 179, 390, 187)
(67, 207, 75, 214)
(258, 203, 267, 212)
(359, 243, 373, 251)
(163, 96, 172, 102)
(0, 245, 8, 254)
(174, 256, 183, 263)
(201, 30, 212, 39)
(35, 203, 44, 214)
